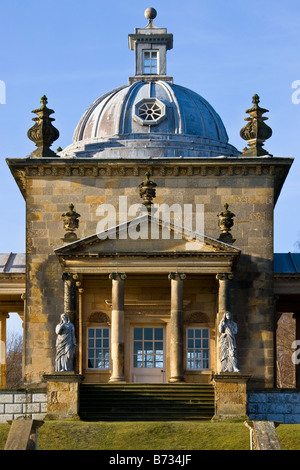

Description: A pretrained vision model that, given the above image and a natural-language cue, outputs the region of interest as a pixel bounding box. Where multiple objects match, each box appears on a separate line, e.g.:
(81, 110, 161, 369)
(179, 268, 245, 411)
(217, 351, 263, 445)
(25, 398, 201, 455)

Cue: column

(0, 312, 9, 389)
(109, 273, 127, 383)
(168, 272, 186, 383)
(216, 273, 233, 373)
(62, 273, 77, 324)
(78, 286, 84, 376)
(216, 273, 233, 315)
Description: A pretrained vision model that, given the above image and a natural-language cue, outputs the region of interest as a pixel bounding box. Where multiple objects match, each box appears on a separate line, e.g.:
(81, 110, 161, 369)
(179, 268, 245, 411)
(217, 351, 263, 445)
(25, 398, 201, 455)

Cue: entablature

(6, 156, 293, 204)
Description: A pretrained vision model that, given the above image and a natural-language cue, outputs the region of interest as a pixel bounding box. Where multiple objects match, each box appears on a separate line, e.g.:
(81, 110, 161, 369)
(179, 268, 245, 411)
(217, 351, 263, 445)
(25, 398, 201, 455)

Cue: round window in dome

(139, 101, 162, 121)
(134, 98, 166, 126)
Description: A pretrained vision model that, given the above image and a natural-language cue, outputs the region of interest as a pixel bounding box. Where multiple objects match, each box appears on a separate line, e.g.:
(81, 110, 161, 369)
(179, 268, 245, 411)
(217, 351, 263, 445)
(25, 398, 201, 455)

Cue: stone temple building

(1, 8, 299, 421)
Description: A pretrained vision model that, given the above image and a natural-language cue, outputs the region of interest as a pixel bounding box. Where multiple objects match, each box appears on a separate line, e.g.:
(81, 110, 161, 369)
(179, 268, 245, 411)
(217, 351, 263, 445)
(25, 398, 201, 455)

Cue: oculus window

(134, 98, 166, 126)
(138, 101, 163, 122)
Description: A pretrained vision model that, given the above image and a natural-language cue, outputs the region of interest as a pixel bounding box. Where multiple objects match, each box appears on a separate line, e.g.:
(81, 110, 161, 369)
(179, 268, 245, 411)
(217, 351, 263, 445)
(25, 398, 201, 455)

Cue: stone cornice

(55, 249, 240, 275)
(57, 251, 240, 259)
(6, 156, 293, 202)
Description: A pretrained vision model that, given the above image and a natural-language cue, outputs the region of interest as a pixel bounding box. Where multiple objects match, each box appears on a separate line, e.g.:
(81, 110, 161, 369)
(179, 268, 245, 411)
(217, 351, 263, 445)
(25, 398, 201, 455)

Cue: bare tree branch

(6, 331, 23, 389)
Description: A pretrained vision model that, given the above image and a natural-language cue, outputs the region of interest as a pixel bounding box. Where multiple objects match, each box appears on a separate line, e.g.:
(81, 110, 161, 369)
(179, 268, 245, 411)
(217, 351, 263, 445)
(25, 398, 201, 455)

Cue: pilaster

(0, 312, 9, 389)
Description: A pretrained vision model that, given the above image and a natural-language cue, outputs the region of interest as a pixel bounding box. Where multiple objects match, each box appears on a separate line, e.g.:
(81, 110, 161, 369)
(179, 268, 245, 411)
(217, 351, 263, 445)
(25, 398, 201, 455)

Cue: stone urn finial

(27, 95, 59, 158)
(139, 171, 157, 212)
(240, 94, 272, 157)
(61, 203, 81, 243)
(217, 203, 236, 244)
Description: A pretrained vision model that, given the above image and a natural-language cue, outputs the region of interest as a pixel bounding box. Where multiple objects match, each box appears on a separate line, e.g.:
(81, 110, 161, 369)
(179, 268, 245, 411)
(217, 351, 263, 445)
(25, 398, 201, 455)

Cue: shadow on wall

(231, 253, 274, 388)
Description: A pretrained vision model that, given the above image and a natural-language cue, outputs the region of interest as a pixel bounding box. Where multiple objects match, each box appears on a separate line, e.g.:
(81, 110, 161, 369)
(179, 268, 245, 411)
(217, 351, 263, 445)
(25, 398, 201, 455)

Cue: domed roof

(74, 81, 228, 142)
(61, 80, 239, 159)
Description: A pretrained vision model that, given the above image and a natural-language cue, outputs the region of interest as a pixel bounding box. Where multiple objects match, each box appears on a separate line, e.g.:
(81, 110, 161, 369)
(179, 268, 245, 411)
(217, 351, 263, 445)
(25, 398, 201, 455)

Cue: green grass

(0, 421, 299, 450)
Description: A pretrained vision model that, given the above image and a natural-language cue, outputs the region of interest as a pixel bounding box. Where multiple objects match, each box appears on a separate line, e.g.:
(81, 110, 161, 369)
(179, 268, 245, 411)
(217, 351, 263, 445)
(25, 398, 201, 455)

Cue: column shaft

(109, 273, 126, 383)
(216, 273, 233, 373)
(217, 273, 232, 315)
(169, 273, 186, 383)
(78, 287, 84, 376)
(63, 273, 77, 324)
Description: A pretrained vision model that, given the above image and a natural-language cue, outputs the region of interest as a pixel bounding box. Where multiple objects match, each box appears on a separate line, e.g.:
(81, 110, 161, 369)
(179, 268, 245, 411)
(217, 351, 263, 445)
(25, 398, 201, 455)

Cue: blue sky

(0, 1, 300, 261)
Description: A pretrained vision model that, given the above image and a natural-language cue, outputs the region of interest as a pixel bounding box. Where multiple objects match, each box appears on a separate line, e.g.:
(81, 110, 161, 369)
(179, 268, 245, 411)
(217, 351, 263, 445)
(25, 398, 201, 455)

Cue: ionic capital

(109, 272, 127, 281)
(168, 272, 187, 281)
(62, 272, 77, 282)
(216, 273, 234, 281)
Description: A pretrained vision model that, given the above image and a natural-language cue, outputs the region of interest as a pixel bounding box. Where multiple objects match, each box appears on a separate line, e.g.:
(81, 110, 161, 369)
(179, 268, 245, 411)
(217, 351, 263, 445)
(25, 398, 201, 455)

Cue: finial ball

(144, 7, 157, 20)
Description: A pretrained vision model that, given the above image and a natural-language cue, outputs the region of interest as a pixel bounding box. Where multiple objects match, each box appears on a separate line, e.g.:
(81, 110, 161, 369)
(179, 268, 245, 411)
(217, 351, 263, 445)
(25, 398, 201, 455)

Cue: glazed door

(131, 326, 166, 383)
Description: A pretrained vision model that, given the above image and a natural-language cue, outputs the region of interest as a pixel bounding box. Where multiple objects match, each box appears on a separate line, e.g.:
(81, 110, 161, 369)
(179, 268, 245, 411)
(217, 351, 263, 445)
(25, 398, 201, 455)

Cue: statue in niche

(55, 313, 76, 372)
(218, 311, 240, 373)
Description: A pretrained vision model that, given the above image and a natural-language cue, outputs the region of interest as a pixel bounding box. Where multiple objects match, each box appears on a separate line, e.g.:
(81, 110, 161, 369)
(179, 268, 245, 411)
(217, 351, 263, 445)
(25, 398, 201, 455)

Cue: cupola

(128, 7, 173, 84)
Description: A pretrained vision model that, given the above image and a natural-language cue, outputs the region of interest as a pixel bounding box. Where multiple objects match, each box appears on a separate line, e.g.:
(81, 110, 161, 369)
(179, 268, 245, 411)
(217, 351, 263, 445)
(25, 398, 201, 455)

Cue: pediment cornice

(54, 214, 241, 277)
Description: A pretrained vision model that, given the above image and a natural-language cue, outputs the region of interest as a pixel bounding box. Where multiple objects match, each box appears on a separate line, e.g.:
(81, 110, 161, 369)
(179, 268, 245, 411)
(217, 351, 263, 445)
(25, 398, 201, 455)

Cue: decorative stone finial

(217, 203, 236, 244)
(61, 203, 80, 243)
(144, 7, 157, 27)
(27, 95, 59, 158)
(139, 171, 157, 212)
(240, 94, 272, 157)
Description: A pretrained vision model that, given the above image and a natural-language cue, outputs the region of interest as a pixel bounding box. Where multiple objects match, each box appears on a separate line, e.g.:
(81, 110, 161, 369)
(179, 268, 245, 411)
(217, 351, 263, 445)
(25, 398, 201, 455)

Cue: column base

(169, 376, 185, 383)
(108, 377, 126, 383)
(211, 373, 251, 422)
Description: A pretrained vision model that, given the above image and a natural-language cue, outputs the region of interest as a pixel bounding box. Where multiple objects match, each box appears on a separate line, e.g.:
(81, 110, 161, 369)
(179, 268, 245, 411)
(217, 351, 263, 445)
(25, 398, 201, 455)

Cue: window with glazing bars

(143, 50, 158, 74)
(186, 328, 210, 370)
(133, 327, 164, 368)
(87, 327, 110, 369)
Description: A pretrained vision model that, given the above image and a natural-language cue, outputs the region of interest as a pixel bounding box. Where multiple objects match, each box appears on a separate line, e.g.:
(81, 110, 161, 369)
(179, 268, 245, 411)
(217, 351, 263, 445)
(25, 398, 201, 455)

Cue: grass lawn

(0, 420, 299, 451)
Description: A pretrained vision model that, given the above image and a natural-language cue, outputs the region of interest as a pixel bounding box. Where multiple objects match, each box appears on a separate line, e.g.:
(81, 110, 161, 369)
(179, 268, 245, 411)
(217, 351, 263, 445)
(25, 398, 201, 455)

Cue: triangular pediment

(55, 214, 240, 257)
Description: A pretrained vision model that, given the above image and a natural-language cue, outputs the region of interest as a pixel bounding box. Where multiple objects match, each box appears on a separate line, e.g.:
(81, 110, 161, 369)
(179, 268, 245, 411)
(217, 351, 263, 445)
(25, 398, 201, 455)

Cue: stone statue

(218, 311, 240, 373)
(55, 313, 76, 372)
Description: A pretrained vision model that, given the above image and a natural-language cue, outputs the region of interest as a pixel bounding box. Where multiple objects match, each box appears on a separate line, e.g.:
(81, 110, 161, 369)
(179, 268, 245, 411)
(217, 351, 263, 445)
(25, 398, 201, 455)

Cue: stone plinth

(211, 373, 251, 421)
(43, 372, 83, 420)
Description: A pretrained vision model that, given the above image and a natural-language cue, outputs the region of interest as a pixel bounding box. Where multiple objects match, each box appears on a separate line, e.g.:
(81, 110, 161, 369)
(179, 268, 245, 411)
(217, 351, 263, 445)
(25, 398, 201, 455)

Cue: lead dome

(60, 10, 239, 159)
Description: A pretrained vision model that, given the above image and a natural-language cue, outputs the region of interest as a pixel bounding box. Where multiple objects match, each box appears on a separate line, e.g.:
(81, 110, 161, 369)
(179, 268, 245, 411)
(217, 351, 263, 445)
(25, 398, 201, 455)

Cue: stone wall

(2, 387, 299, 424)
(247, 390, 300, 424)
(8, 157, 292, 387)
(0, 390, 47, 423)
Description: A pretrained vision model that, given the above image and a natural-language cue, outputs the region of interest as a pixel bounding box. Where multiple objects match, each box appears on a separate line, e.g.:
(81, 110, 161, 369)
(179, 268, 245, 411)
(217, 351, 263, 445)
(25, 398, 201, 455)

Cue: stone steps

(79, 383, 215, 421)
